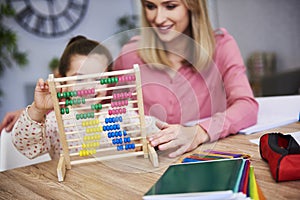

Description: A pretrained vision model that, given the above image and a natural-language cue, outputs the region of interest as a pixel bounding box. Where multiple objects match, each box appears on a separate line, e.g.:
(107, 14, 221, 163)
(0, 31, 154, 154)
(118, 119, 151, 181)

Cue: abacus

(48, 64, 159, 182)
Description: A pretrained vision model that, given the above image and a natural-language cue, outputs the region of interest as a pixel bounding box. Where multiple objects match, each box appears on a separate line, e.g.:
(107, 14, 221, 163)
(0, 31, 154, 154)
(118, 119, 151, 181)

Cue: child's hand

(34, 78, 53, 111)
(28, 78, 53, 122)
(147, 121, 209, 158)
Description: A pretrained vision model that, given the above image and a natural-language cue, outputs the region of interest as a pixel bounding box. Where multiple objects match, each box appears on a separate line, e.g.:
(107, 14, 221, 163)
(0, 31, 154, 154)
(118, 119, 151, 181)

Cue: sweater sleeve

(199, 29, 258, 141)
(12, 106, 55, 159)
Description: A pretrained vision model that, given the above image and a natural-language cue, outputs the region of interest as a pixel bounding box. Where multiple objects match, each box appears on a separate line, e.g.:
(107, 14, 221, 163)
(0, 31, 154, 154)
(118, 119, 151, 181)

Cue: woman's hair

(138, 0, 215, 71)
(59, 35, 113, 76)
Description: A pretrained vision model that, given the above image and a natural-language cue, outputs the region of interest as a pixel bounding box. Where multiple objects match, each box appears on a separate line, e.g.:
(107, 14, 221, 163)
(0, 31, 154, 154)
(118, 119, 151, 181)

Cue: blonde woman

(114, 0, 258, 157)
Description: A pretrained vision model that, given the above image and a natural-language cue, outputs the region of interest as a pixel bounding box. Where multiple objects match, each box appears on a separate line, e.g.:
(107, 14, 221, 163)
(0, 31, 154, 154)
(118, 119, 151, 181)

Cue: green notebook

(143, 158, 245, 199)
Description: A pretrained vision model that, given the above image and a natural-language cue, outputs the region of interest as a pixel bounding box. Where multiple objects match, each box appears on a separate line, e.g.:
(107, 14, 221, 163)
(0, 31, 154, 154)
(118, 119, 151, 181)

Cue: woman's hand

(28, 78, 54, 122)
(0, 109, 24, 133)
(148, 121, 210, 158)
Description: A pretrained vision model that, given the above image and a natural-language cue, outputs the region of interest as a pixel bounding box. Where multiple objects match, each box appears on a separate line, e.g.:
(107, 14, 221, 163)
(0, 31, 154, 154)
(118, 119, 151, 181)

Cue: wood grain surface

(1, 122, 299, 200)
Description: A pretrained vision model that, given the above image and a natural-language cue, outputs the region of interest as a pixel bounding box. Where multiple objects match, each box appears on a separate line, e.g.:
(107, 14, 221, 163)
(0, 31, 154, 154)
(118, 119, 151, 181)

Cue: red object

(259, 132, 300, 182)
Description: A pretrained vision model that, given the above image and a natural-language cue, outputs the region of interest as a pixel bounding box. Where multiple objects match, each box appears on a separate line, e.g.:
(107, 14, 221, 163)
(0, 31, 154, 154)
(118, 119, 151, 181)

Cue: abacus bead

(65, 99, 69, 106)
(60, 108, 65, 114)
(82, 98, 86, 104)
(123, 130, 127, 136)
(65, 107, 69, 114)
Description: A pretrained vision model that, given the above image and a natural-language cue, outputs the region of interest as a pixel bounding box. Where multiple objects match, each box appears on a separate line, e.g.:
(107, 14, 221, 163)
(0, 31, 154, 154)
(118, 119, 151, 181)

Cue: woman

(114, 0, 258, 157)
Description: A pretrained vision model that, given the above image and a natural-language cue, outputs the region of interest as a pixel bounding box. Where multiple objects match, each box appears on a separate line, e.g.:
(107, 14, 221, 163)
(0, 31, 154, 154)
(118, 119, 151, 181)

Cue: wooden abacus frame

(48, 64, 158, 182)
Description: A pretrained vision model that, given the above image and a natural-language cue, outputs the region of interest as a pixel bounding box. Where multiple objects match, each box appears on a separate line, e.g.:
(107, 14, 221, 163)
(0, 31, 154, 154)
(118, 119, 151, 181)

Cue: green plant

(115, 14, 139, 46)
(0, 3, 28, 76)
(0, 3, 28, 103)
(49, 57, 59, 72)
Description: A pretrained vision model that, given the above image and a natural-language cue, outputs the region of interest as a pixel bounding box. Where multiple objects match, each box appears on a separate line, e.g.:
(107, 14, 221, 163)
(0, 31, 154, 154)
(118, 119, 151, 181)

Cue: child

(12, 36, 114, 159)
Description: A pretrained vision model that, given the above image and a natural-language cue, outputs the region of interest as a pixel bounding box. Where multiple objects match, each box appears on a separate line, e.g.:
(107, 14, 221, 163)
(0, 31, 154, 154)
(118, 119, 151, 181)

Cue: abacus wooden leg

(57, 155, 67, 182)
(147, 144, 159, 167)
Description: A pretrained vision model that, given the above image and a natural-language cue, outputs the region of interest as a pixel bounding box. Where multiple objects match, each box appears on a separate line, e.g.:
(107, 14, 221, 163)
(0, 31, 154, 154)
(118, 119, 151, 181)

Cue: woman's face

(66, 54, 108, 106)
(143, 0, 190, 42)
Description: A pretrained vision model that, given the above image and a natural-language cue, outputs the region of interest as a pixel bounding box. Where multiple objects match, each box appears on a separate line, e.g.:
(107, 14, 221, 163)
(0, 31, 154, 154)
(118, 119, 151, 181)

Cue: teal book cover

(143, 158, 245, 199)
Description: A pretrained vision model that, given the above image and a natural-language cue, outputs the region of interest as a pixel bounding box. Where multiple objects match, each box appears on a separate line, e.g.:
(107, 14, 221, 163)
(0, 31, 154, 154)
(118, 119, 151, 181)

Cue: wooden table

(1, 122, 300, 200)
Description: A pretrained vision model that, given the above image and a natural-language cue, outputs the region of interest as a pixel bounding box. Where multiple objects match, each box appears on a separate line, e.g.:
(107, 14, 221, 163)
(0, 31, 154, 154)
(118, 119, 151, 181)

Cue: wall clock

(7, 0, 89, 38)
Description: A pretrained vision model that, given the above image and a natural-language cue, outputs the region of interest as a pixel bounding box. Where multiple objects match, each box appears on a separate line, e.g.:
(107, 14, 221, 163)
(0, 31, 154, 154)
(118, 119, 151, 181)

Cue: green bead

(69, 99, 73, 106)
(76, 114, 80, 120)
(100, 79, 104, 85)
(57, 93, 62, 99)
(63, 92, 68, 98)
(82, 98, 86, 104)
(65, 99, 69, 106)
(114, 77, 119, 83)
(107, 78, 112, 84)
(91, 112, 94, 118)
(65, 107, 69, 114)
(98, 104, 102, 110)
(91, 104, 95, 110)
(60, 108, 65, 114)
(77, 98, 81, 104)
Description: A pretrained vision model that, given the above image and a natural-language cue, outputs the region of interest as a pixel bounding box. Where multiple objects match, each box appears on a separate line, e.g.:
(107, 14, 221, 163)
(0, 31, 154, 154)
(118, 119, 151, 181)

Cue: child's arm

(11, 78, 55, 159)
(27, 78, 54, 122)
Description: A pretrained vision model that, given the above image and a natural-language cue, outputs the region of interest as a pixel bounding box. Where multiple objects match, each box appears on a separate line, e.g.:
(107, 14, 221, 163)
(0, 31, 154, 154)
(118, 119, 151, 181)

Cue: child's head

(58, 35, 113, 105)
(59, 35, 113, 77)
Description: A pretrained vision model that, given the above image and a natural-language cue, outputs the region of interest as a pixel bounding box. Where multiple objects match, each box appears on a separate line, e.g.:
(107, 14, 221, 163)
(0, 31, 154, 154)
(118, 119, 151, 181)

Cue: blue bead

(123, 130, 127, 136)
(105, 118, 109, 124)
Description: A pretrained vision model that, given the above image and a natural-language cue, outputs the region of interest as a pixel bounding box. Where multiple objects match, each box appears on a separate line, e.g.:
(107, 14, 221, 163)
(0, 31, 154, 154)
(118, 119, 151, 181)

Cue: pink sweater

(114, 28, 258, 141)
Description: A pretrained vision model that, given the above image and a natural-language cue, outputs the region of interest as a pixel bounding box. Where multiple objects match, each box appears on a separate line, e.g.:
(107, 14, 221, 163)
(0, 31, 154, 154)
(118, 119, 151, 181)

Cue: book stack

(143, 150, 265, 200)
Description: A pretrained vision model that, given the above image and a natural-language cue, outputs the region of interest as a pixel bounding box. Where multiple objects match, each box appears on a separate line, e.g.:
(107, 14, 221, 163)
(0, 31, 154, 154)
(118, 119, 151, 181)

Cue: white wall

(0, 0, 136, 120)
(214, 0, 300, 72)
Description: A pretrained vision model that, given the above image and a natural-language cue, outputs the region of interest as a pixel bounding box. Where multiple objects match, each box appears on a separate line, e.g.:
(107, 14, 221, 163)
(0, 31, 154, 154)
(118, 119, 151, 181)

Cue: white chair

(0, 129, 51, 172)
